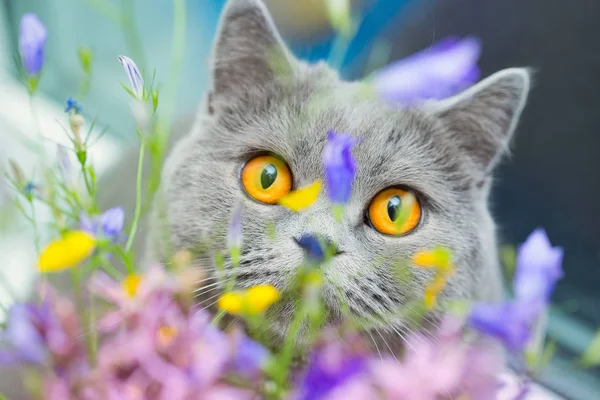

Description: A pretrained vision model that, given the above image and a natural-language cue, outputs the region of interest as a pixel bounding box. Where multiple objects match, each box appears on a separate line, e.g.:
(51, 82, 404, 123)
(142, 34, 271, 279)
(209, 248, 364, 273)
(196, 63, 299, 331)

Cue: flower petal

(38, 231, 96, 273)
(19, 13, 47, 75)
(374, 36, 481, 104)
(118, 55, 144, 98)
(278, 180, 322, 212)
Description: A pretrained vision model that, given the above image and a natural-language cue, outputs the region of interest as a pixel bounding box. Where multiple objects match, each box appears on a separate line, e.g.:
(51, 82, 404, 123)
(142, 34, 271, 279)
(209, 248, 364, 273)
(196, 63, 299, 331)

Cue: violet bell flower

(374, 36, 481, 104)
(19, 13, 47, 76)
(323, 131, 360, 207)
(80, 207, 125, 242)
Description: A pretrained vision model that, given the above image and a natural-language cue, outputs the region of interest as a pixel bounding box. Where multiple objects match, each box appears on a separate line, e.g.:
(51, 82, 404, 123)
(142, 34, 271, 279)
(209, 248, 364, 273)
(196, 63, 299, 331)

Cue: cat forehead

(208, 73, 471, 198)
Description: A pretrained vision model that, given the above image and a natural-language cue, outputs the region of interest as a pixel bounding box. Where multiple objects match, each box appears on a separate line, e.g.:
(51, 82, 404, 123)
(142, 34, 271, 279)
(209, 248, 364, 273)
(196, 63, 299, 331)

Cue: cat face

(152, 0, 530, 346)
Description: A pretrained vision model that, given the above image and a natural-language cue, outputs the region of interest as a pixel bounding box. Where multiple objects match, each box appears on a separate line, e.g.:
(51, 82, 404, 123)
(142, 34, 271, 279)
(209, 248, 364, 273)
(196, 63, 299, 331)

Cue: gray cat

(125, 0, 530, 351)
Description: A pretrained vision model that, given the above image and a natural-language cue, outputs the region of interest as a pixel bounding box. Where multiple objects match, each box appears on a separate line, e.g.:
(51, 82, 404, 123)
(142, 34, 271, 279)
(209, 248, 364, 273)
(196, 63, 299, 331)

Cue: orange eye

(367, 188, 422, 236)
(241, 155, 292, 204)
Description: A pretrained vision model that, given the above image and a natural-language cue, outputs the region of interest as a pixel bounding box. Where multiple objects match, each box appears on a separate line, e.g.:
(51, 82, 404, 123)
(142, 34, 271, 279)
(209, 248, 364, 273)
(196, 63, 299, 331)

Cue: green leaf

(78, 47, 93, 74)
(581, 329, 600, 368)
(501, 244, 517, 282)
(120, 82, 138, 100)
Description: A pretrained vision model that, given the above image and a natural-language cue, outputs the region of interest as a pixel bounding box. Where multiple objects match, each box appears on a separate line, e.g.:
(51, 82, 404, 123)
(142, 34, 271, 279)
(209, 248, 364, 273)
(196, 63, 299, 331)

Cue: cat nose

(294, 234, 339, 263)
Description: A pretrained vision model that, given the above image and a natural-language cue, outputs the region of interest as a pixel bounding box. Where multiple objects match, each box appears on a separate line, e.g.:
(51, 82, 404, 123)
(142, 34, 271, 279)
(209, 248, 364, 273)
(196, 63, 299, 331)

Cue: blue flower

(468, 229, 564, 351)
(513, 228, 564, 310)
(19, 13, 47, 76)
(469, 302, 534, 351)
(80, 207, 125, 241)
(299, 334, 367, 400)
(227, 203, 243, 252)
(118, 55, 144, 99)
(0, 304, 47, 365)
(323, 131, 360, 206)
(228, 331, 269, 379)
(374, 36, 481, 104)
(64, 97, 82, 114)
(295, 234, 326, 264)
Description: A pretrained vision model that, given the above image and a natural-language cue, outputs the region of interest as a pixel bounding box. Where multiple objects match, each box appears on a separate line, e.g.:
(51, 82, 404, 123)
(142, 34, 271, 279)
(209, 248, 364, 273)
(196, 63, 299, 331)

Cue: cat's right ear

(209, 0, 294, 107)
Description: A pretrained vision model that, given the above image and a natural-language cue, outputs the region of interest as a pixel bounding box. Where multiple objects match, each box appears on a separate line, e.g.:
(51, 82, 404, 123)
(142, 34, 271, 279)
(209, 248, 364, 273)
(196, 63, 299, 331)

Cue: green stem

(274, 304, 307, 387)
(98, 256, 125, 280)
(32, 194, 79, 220)
(82, 0, 122, 25)
(29, 200, 41, 253)
(120, 0, 147, 72)
(125, 140, 145, 254)
(144, 0, 187, 203)
(87, 260, 99, 365)
(113, 245, 135, 274)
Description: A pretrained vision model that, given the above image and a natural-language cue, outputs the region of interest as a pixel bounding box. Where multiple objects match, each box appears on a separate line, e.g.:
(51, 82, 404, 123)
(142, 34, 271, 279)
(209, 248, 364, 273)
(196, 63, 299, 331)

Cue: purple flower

(298, 331, 368, 400)
(0, 304, 47, 365)
(80, 207, 125, 241)
(227, 202, 243, 252)
(118, 55, 144, 99)
(19, 13, 47, 76)
(323, 131, 360, 205)
(513, 228, 564, 308)
(468, 229, 564, 351)
(295, 234, 326, 264)
(374, 36, 481, 104)
(56, 145, 71, 182)
(228, 329, 269, 379)
(469, 302, 534, 351)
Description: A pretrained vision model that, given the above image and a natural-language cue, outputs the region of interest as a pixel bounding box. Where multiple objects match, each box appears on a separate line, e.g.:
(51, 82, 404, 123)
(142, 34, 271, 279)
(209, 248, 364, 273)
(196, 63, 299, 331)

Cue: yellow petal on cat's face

(278, 180, 322, 212)
(217, 292, 244, 315)
(38, 231, 97, 273)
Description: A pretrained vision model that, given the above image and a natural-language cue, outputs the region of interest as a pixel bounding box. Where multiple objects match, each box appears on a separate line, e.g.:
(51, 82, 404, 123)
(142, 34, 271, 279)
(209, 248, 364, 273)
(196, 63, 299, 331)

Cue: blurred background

(0, 1, 599, 398)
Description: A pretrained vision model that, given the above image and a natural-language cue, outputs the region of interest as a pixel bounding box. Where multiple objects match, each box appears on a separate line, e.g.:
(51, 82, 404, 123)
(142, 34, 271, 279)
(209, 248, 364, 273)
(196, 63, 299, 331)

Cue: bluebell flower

(80, 207, 125, 241)
(374, 36, 481, 104)
(56, 145, 71, 182)
(118, 55, 144, 99)
(295, 234, 326, 264)
(469, 302, 534, 351)
(0, 304, 47, 365)
(323, 131, 360, 206)
(64, 97, 82, 114)
(19, 13, 47, 76)
(512, 228, 564, 309)
(298, 333, 367, 400)
(228, 330, 269, 379)
(227, 203, 243, 265)
(468, 229, 564, 351)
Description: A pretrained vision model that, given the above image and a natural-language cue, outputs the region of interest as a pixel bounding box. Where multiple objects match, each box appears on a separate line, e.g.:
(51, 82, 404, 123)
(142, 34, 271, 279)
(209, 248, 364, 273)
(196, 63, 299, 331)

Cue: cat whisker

(194, 275, 217, 286)
(390, 325, 416, 352)
(193, 281, 222, 295)
(195, 292, 223, 311)
(366, 330, 383, 361)
(375, 329, 398, 363)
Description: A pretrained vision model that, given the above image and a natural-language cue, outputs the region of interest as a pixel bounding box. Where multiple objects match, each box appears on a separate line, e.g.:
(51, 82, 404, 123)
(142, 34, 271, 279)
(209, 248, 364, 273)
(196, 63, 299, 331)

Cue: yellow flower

(217, 292, 244, 315)
(217, 284, 281, 316)
(413, 247, 455, 310)
(157, 325, 178, 346)
(278, 180, 322, 212)
(38, 231, 96, 273)
(122, 274, 142, 298)
(244, 284, 281, 315)
(413, 246, 454, 274)
(423, 274, 449, 310)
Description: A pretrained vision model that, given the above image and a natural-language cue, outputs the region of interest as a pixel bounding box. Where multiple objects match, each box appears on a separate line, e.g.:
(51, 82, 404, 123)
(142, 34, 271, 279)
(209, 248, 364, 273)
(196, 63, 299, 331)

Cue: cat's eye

(241, 155, 292, 204)
(367, 188, 422, 236)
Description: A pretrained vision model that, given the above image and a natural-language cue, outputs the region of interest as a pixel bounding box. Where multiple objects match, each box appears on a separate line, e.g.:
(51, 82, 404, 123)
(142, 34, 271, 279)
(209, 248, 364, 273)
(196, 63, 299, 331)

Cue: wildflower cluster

(0, 2, 580, 400)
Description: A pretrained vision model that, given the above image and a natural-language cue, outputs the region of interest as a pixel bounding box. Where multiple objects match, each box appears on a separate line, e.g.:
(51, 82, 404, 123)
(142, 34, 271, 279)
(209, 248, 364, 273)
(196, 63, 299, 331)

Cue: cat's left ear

(428, 68, 531, 173)
(209, 0, 295, 104)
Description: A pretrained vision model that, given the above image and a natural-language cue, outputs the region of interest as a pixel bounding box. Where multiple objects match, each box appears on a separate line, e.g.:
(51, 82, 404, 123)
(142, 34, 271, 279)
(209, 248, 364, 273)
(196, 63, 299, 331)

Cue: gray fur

(144, 0, 531, 349)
